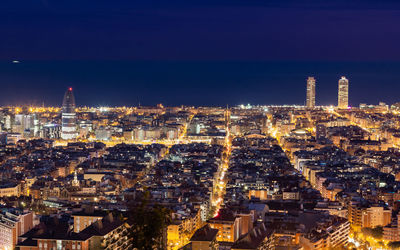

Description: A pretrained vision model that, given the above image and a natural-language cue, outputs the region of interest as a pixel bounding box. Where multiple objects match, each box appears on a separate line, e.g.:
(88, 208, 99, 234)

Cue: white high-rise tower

(338, 76, 349, 109)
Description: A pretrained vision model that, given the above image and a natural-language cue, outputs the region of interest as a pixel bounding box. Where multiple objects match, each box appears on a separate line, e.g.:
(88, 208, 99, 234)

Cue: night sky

(1, 0, 400, 106)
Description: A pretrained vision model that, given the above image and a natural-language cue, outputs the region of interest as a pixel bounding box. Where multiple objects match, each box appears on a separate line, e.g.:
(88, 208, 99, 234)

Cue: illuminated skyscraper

(338, 76, 349, 109)
(61, 88, 78, 140)
(306, 77, 316, 108)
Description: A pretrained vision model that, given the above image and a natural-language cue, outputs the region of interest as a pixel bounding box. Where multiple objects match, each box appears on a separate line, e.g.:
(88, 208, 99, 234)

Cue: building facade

(0, 209, 34, 250)
(207, 210, 240, 243)
(0, 183, 21, 197)
(306, 77, 316, 108)
(61, 88, 78, 140)
(383, 214, 400, 241)
(338, 76, 349, 109)
(348, 204, 391, 228)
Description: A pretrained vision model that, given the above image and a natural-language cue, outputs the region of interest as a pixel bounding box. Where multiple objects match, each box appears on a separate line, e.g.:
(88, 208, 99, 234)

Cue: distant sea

(0, 60, 399, 107)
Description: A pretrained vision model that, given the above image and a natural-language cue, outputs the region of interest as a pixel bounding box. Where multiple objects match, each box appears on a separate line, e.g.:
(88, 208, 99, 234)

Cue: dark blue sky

(0, 0, 400, 106)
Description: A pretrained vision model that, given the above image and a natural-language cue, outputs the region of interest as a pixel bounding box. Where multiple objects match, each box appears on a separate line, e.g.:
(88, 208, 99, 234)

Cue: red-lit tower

(61, 87, 78, 140)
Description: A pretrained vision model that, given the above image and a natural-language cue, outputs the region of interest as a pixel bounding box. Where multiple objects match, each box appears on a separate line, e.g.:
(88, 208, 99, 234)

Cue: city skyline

(1, 61, 400, 107)
(2, 94, 400, 249)
(2, 1, 400, 249)
(1, 0, 400, 108)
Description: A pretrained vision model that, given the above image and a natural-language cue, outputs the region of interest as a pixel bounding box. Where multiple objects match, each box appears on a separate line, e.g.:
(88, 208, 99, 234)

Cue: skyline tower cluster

(306, 76, 349, 108)
(61, 87, 78, 140)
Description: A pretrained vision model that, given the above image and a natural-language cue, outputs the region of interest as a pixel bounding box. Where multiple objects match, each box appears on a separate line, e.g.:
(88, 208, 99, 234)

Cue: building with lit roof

(61, 88, 78, 140)
(338, 76, 349, 109)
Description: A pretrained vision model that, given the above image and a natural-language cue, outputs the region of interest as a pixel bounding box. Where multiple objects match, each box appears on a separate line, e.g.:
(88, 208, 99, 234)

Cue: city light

(1, 1, 399, 249)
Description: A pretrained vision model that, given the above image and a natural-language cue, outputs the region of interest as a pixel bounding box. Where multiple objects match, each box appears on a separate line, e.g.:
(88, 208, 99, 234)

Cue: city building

(13, 114, 34, 136)
(306, 76, 316, 108)
(0, 183, 21, 197)
(187, 224, 219, 250)
(0, 209, 34, 250)
(315, 124, 326, 141)
(17, 213, 131, 250)
(61, 88, 78, 140)
(95, 127, 112, 141)
(2, 104, 400, 249)
(348, 203, 391, 228)
(42, 124, 61, 139)
(72, 208, 109, 233)
(338, 76, 349, 109)
(207, 209, 240, 243)
(6, 132, 22, 144)
(383, 214, 400, 241)
(298, 212, 350, 250)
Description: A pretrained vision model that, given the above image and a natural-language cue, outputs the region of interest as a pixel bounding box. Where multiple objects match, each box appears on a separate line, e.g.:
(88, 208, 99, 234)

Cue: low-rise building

(207, 209, 240, 243)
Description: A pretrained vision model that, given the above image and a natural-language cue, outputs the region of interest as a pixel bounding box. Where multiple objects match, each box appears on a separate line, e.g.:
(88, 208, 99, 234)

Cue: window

(57, 240, 62, 250)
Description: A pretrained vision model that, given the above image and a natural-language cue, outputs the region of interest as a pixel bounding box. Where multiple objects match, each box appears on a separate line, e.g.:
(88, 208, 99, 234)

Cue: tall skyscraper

(306, 77, 316, 108)
(61, 88, 78, 140)
(338, 76, 349, 109)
